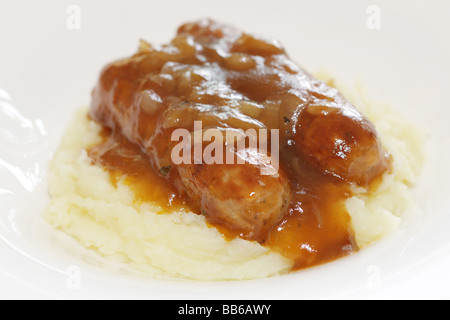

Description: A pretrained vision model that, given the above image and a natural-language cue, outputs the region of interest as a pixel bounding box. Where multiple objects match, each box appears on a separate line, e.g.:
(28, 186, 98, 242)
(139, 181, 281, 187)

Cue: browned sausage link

(177, 152, 290, 241)
(293, 99, 389, 187)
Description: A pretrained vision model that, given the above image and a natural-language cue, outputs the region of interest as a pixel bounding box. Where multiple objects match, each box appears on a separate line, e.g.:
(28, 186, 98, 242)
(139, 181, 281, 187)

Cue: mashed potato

(43, 78, 423, 280)
(334, 77, 424, 247)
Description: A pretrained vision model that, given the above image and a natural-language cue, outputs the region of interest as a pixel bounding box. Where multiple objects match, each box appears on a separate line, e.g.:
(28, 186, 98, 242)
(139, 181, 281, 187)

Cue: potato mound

(43, 77, 423, 280)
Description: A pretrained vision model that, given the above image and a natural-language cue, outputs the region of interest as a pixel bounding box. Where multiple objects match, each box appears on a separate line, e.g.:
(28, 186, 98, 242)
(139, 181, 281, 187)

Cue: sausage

(292, 93, 389, 187)
(89, 19, 390, 247)
(177, 153, 290, 241)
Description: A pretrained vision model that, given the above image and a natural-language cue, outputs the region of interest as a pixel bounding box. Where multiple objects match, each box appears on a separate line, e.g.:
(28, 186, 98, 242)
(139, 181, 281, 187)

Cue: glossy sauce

(88, 20, 390, 270)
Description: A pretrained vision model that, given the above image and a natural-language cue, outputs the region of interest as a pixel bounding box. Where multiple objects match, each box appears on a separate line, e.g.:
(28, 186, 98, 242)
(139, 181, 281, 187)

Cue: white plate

(1, 0, 449, 299)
